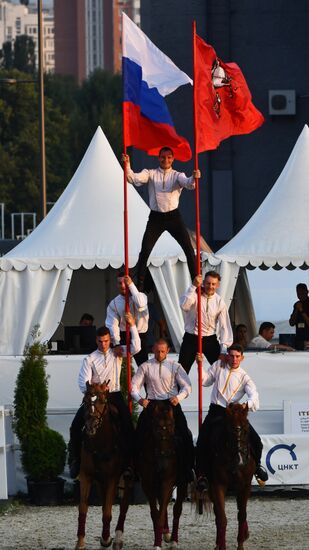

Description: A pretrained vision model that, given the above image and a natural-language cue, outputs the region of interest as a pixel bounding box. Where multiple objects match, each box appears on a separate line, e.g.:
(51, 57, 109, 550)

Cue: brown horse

(137, 400, 188, 550)
(196, 403, 256, 550)
(75, 382, 131, 550)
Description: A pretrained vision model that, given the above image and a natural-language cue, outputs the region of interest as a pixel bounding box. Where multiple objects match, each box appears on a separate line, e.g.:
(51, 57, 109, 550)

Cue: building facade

(54, 0, 140, 83)
(0, 0, 54, 72)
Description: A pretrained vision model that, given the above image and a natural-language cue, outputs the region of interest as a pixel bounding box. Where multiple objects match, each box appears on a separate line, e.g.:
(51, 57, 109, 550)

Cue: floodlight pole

(37, 0, 47, 219)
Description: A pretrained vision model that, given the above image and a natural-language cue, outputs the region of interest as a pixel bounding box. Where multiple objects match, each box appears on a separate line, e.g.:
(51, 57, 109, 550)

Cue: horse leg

(162, 509, 171, 543)
(212, 485, 227, 550)
(155, 485, 174, 549)
(100, 480, 117, 548)
(113, 477, 132, 550)
(76, 474, 92, 550)
(236, 488, 250, 550)
(169, 482, 186, 549)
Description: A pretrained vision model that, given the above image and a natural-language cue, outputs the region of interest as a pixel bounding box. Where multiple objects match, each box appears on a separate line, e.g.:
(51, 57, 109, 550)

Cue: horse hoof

(163, 532, 171, 542)
(75, 543, 86, 550)
(170, 542, 179, 549)
(112, 543, 123, 550)
(100, 536, 113, 548)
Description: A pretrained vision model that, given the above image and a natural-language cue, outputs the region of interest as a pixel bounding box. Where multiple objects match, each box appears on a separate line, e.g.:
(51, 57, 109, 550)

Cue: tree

(14, 35, 36, 74)
(0, 42, 14, 71)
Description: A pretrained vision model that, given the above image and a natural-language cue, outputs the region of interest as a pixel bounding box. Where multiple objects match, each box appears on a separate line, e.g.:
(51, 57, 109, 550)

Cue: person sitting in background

(248, 322, 294, 351)
(79, 313, 94, 326)
(289, 283, 309, 350)
(234, 323, 248, 349)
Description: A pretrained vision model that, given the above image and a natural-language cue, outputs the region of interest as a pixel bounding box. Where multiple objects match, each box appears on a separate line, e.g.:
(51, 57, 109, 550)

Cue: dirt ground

(1, 496, 309, 550)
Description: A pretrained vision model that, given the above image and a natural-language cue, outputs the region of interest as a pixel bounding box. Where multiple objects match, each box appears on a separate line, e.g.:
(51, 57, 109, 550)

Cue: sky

(247, 268, 309, 322)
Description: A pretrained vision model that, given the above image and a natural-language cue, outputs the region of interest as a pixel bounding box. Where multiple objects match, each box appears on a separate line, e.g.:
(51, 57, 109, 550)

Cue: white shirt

(127, 166, 195, 212)
(105, 282, 149, 345)
(131, 357, 192, 404)
(180, 285, 233, 353)
(248, 335, 271, 349)
(202, 360, 259, 411)
(78, 325, 141, 394)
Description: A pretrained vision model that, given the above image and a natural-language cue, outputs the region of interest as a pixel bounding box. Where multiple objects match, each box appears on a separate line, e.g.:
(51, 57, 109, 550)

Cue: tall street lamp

(37, 0, 47, 219)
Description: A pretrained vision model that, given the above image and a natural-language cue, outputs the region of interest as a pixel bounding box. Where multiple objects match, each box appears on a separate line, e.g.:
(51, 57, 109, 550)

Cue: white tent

(0, 127, 192, 355)
(203, 124, 309, 333)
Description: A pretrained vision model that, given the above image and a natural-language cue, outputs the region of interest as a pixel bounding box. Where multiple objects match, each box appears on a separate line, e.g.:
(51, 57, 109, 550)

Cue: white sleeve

(176, 172, 195, 190)
(179, 284, 197, 311)
(131, 364, 146, 402)
(201, 363, 217, 387)
(129, 324, 141, 355)
(175, 363, 192, 402)
(244, 375, 260, 411)
(127, 168, 150, 186)
(217, 301, 233, 353)
(128, 282, 148, 311)
(78, 356, 92, 394)
(105, 300, 121, 345)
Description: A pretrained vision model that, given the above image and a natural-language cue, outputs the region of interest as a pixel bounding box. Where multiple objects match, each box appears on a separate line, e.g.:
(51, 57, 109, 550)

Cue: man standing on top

(106, 272, 149, 366)
(179, 271, 233, 373)
(122, 147, 200, 291)
(289, 283, 309, 350)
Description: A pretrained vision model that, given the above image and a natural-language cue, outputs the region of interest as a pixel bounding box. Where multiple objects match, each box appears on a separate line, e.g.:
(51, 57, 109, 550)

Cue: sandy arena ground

(1, 497, 309, 550)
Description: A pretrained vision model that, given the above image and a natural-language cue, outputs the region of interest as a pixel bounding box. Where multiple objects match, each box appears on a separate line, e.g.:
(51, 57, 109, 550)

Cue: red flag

(194, 34, 264, 152)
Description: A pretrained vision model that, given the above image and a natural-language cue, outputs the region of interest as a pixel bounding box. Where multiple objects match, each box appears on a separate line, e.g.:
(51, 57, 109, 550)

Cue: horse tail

(190, 482, 212, 516)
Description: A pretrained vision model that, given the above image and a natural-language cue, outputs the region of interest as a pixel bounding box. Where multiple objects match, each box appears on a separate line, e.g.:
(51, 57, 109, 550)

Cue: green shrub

(13, 325, 67, 481)
(21, 427, 67, 481)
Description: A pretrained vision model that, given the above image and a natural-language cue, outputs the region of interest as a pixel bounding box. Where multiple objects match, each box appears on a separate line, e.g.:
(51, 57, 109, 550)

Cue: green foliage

(0, 35, 35, 74)
(13, 326, 48, 442)
(13, 325, 66, 481)
(0, 67, 122, 219)
(21, 427, 67, 481)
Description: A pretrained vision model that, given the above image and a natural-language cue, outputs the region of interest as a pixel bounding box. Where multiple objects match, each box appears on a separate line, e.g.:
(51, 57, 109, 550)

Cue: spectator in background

(79, 313, 94, 326)
(289, 283, 309, 350)
(234, 323, 248, 349)
(248, 322, 294, 351)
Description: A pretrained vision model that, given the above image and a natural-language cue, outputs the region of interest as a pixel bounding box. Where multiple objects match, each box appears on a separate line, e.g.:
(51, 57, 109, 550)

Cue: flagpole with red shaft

(192, 20, 203, 429)
(122, 61, 132, 414)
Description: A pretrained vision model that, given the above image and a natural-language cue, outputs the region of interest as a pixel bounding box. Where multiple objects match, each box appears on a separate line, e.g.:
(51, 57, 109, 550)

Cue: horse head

(226, 403, 250, 467)
(83, 381, 110, 437)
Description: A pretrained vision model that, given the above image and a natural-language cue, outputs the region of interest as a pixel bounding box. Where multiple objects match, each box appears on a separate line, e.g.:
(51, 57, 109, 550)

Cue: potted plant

(13, 325, 67, 505)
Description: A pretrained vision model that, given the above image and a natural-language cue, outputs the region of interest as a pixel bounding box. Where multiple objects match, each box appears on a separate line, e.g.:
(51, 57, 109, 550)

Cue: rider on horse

(131, 337, 195, 482)
(196, 343, 268, 491)
(68, 312, 140, 479)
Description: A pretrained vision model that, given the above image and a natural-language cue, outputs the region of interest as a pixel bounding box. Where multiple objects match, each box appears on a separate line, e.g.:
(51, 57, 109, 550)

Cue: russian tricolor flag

(122, 13, 192, 161)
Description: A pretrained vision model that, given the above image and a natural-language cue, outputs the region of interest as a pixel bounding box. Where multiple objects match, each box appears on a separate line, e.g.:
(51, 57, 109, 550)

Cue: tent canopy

(1, 127, 186, 271)
(201, 125, 309, 336)
(0, 127, 192, 354)
(208, 124, 309, 269)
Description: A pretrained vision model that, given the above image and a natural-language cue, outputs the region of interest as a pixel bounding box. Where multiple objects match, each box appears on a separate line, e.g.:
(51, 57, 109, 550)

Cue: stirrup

(123, 466, 134, 482)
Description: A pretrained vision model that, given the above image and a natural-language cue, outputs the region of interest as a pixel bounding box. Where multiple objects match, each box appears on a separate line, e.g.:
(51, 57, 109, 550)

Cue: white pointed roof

(0, 127, 186, 271)
(213, 124, 309, 268)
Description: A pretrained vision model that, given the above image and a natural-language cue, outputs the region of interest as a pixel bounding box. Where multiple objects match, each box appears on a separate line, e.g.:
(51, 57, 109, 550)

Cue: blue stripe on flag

(123, 57, 174, 126)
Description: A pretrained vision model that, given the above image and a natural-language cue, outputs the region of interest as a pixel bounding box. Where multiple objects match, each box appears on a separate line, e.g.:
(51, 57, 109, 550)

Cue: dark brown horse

(196, 403, 256, 550)
(75, 382, 131, 550)
(137, 400, 188, 550)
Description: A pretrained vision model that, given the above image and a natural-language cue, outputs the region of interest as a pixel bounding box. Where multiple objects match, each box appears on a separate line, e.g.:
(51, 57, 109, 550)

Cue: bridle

(84, 383, 110, 437)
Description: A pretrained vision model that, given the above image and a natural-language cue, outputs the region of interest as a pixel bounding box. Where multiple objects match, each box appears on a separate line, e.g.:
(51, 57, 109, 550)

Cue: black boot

(68, 439, 81, 479)
(255, 463, 268, 483)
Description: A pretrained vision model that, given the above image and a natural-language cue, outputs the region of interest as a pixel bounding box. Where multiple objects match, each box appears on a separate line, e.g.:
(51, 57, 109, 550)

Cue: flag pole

(122, 19, 132, 413)
(192, 20, 203, 429)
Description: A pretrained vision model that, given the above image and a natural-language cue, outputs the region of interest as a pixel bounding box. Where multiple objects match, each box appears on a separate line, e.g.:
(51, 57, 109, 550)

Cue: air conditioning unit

(269, 90, 296, 115)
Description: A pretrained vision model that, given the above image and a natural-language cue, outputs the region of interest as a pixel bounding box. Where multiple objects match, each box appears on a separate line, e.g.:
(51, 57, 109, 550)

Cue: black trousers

(179, 332, 220, 374)
(136, 209, 196, 283)
(196, 404, 263, 476)
(70, 391, 135, 462)
(136, 401, 195, 470)
(120, 330, 148, 366)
